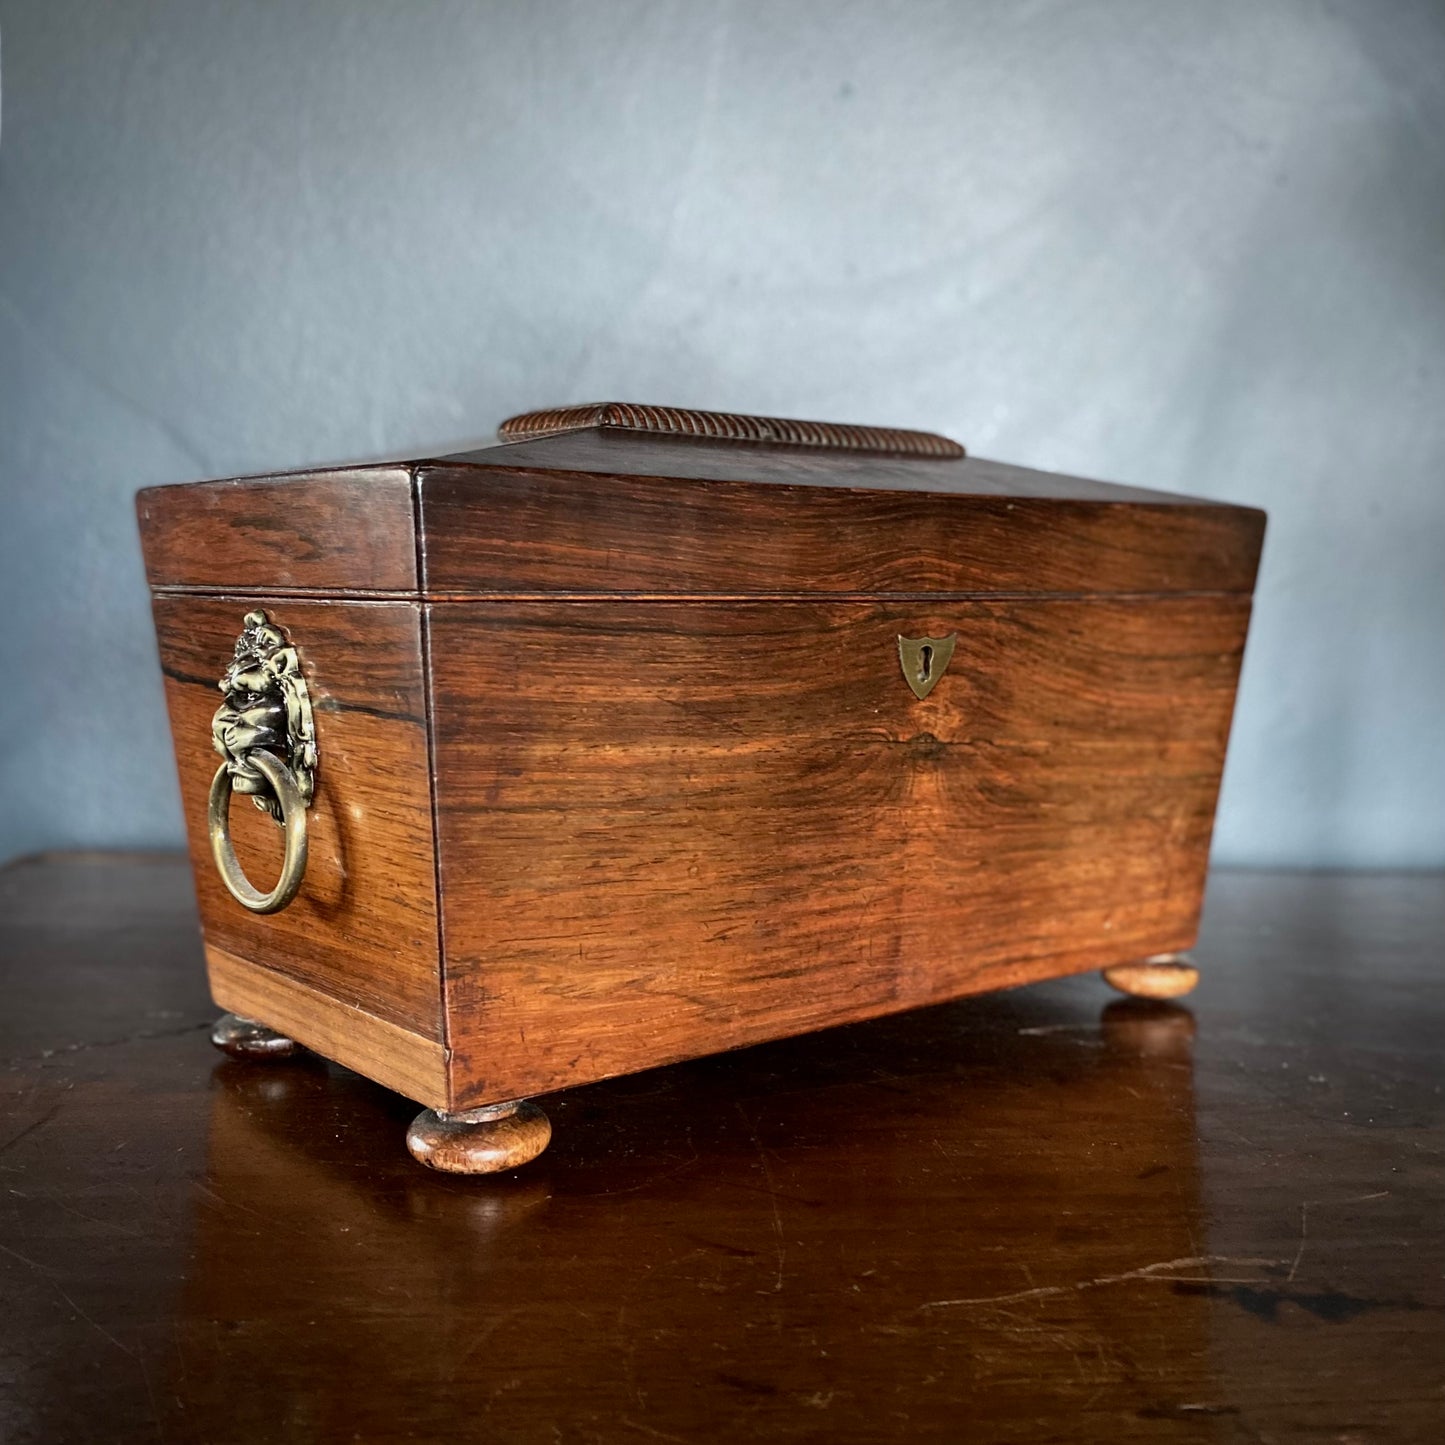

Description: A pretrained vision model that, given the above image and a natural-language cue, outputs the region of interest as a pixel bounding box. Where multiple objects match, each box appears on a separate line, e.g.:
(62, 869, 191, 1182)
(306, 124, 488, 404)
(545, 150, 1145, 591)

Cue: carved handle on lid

(499, 403, 964, 458)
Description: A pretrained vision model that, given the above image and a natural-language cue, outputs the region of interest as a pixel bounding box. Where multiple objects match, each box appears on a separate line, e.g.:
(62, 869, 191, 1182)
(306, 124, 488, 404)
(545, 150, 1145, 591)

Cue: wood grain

(429, 596, 1251, 1106)
(207, 944, 447, 1107)
(438, 427, 1232, 503)
(149, 595, 443, 1040)
(404, 1101, 552, 1173)
(137, 466, 417, 594)
(416, 453, 1265, 597)
(135, 432, 1264, 600)
(137, 426, 1263, 1117)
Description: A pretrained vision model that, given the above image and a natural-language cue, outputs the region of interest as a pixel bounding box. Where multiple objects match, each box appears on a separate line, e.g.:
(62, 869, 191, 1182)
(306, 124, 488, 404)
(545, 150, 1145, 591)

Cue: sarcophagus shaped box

(137, 404, 1263, 1173)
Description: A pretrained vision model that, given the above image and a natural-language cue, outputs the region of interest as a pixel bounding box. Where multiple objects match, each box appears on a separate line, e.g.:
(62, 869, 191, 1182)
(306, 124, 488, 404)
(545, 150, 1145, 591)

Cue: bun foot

(210, 1012, 301, 1060)
(407, 1101, 552, 1175)
(1102, 954, 1200, 1000)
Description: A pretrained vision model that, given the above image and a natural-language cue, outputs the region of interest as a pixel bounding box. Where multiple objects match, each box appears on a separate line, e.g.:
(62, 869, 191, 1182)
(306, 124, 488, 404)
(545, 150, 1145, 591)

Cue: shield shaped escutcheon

(897, 633, 957, 700)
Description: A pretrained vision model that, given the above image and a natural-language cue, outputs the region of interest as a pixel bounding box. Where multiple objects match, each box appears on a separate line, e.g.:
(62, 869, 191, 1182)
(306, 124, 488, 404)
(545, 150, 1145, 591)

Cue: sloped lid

(435, 403, 1217, 506)
(138, 403, 1264, 599)
(413, 403, 1264, 598)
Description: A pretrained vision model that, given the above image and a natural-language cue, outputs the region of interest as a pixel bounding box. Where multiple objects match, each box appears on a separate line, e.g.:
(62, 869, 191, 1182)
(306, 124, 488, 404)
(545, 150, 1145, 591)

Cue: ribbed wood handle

(499, 403, 964, 458)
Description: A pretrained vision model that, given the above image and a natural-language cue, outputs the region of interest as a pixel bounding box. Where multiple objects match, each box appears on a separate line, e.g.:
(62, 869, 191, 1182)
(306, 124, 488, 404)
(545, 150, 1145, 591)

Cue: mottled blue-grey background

(1, 0, 1442, 867)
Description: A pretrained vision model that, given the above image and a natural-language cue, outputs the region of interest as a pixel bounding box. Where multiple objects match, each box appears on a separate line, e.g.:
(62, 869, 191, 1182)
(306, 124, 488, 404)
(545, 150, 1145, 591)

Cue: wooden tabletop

(1, 857, 1441, 1442)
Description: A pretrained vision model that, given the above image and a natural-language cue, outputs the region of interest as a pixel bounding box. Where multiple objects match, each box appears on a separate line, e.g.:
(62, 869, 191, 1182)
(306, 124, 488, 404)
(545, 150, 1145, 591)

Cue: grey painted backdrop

(1, 0, 1442, 868)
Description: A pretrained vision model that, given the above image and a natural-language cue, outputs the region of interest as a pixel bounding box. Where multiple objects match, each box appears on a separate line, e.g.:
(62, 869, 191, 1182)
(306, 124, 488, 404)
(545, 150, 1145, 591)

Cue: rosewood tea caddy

(137, 404, 1264, 1174)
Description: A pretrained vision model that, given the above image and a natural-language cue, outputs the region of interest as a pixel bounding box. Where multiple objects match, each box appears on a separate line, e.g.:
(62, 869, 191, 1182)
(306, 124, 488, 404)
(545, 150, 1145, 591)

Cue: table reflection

(177, 987, 1211, 1435)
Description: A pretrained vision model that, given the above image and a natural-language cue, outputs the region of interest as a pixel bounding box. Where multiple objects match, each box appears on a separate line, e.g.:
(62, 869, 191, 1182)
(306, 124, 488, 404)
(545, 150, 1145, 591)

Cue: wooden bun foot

(210, 1012, 302, 1060)
(1102, 954, 1200, 1000)
(406, 1101, 551, 1175)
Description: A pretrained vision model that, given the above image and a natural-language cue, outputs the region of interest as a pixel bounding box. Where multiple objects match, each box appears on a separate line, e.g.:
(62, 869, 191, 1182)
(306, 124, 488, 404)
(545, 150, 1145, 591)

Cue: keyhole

(919, 644, 933, 682)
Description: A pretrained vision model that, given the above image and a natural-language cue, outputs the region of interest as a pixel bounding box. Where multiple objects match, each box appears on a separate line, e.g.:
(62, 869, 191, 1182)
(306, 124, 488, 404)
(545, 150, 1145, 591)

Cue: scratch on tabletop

(735, 1102, 786, 1293)
(1289, 1191, 1390, 1283)
(920, 1256, 1280, 1309)
(620, 1416, 691, 1444)
(6, 1018, 211, 1069)
(0, 1105, 62, 1158)
(0, 1241, 139, 1361)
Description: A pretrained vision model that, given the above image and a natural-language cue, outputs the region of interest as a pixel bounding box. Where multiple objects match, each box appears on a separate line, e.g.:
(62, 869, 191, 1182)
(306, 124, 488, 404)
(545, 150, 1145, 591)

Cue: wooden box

(137, 404, 1264, 1173)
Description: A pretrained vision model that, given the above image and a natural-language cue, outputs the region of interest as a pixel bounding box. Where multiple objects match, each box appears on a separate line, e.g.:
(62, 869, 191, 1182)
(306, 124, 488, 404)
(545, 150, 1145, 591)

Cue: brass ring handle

(208, 749, 309, 914)
(207, 609, 318, 915)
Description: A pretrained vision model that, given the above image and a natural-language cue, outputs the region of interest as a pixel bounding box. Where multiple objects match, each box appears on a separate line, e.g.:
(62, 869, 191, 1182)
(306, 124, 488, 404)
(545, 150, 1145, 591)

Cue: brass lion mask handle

(207, 610, 317, 914)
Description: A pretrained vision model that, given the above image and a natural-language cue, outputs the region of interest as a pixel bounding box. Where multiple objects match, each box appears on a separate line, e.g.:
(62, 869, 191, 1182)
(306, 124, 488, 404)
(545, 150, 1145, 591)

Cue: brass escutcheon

(897, 633, 957, 700)
(207, 610, 317, 913)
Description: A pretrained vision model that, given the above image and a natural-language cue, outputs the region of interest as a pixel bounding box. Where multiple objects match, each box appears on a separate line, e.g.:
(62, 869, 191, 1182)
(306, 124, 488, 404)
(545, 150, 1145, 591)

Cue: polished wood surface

(439, 427, 1242, 504)
(431, 596, 1248, 1106)
(406, 1101, 554, 1175)
(136, 424, 1262, 1132)
(149, 597, 444, 1061)
(416, 443, 1264, 598)
(207, 944, 447, 1106)
(1, 856, 1440, 1442)
(1104, 955, 1203, 999)
(137, 466, 416, 595)
(135, 427, 1264, 602)
(209, 1009, 302, 1060)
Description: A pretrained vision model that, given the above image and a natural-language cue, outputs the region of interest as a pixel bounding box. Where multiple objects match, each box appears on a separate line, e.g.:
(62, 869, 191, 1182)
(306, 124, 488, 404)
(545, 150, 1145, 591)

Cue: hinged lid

(137, 403, 1265, 600)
